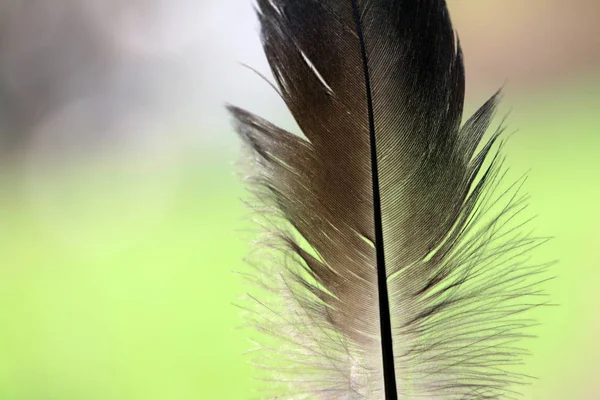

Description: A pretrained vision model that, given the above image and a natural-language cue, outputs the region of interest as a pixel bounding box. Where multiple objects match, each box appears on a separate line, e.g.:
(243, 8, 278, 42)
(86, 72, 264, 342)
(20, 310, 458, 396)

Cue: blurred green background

(0, 1, 598, 399)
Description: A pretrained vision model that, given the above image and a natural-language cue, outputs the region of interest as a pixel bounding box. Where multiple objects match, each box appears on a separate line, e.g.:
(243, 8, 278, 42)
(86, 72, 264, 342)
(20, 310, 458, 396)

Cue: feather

(228, 1, 548, 399)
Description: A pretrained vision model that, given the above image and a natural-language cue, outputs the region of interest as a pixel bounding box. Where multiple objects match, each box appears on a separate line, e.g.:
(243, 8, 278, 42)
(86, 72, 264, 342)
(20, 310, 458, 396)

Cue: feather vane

(228, 1, 548, 398)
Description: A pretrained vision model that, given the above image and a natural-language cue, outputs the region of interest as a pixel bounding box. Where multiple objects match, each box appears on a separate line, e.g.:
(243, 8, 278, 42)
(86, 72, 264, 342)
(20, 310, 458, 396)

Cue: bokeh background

(0, 0, 598, 399)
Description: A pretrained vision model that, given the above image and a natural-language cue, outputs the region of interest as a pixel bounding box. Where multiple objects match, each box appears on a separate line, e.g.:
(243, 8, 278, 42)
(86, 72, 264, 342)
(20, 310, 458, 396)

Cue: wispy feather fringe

(232, 109, 550, 399)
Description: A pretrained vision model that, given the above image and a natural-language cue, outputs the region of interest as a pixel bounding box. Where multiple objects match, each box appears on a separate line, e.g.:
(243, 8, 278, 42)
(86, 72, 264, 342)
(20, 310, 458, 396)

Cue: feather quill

(228, 1, 548, 398)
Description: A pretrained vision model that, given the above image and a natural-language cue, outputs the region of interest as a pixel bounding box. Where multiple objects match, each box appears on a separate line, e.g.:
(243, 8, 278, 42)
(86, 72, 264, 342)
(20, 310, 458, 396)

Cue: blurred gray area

(0, 0, 266, 159)
(0, 0, 598, 158)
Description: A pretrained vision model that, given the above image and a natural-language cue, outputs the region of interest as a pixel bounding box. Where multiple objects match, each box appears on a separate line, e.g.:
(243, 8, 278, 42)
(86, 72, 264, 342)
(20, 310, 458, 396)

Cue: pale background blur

(0, 1, 598, 399)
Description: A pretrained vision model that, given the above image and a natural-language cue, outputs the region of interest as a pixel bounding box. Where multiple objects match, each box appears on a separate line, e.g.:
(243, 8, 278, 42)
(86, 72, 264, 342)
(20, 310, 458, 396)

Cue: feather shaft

(350, 1, 398, 398)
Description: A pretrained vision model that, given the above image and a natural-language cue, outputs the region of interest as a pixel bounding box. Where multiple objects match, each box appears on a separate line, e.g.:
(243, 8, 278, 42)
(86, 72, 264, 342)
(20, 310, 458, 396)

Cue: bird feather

(228, 1, 548, 398)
